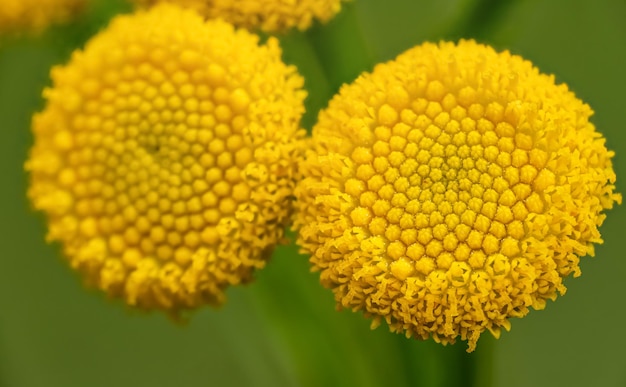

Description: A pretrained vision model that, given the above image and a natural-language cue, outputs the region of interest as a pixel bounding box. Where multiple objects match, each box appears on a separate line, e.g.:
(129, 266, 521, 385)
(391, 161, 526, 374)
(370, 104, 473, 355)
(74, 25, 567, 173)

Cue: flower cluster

(0, 0, 85, 35)
(129, 0, 347, 32)
(26, 4, 305, 312)
(293, 40, 621, 351)
(24, 0, 620, 352)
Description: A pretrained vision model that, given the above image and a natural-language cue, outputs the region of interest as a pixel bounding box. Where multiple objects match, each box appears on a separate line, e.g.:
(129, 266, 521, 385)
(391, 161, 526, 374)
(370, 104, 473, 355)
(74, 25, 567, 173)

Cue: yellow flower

(0, 0, 85, 35)
(26, 3, 306, 313)
(129, 0, 347, 32)
(293, 40, 621, 352)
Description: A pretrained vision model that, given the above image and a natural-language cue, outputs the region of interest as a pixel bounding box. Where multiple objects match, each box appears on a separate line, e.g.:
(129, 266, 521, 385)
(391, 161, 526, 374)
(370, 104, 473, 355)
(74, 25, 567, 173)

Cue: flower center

(346, 98, 542, 282)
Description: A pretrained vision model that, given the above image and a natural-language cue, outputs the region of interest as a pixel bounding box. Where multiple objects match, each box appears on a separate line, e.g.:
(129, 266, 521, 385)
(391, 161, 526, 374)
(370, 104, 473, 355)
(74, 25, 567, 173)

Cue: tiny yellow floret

(26, 4, 305, 313)
(129, 0, 348, 32)
(293, 40, 621, 351)
(0, 0, 85, 35)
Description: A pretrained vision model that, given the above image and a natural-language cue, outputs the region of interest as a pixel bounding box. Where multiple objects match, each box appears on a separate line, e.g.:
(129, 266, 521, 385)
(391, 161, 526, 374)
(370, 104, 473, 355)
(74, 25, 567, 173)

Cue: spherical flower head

(0, 0, 85, 35)
(293, 40, 621, 351)
(129, 0, 347, 33)
(26, 3, 306, 313)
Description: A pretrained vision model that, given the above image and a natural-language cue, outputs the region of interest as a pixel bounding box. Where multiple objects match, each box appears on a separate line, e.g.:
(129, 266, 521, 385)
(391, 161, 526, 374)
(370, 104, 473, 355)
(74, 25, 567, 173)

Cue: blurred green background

(1, 0, 624, 386)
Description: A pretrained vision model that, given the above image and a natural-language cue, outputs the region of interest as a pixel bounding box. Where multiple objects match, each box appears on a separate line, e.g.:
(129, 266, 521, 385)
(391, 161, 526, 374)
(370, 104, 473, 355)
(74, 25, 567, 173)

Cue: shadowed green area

(1, 0, 625, 386)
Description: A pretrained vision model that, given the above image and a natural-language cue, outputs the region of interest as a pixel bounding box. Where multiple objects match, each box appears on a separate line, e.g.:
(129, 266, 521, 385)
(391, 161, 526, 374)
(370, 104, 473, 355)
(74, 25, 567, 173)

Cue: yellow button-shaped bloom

(26, 4, 306, 313)
(293, 40, 621, 351)
(0, 0, 85, 35)
(129, 0, 347, 32)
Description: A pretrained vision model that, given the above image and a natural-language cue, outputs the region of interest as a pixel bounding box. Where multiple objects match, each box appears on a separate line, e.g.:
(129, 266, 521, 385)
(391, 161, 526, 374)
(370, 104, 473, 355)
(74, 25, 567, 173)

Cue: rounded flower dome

(293, 40, 621, 351)
(0, 0, 85, 35)
(129, 0, 346, 32)
(26, 3, 306, 313)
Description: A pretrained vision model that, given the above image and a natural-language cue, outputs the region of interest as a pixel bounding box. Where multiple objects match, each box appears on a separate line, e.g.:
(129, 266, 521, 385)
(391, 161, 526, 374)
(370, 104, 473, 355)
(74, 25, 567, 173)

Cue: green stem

(305, 2, 375, 93)
(472, 334, 495, 387)
(398, 336, 480, 387)
(278, 31, 334, 132)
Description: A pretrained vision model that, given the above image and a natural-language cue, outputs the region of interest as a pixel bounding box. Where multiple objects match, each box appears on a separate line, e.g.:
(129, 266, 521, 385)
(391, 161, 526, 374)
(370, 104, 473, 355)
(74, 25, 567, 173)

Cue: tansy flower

(0, 0, 85, 35)
(129, 0, 347, 32)
(293, 40, 621, 352)
(26, 3, 306, 313)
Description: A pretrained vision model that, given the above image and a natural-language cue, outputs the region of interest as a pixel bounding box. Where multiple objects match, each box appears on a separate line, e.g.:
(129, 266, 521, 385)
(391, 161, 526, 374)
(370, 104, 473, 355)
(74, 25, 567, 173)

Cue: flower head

(129, 0, 347, 32)
(293, 40, 621, 351)
(0, 0, 85, 35)
(26, 3, 306, 313)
